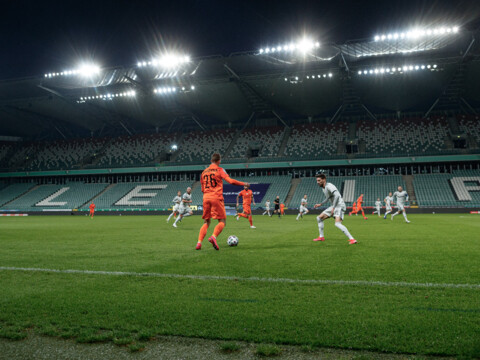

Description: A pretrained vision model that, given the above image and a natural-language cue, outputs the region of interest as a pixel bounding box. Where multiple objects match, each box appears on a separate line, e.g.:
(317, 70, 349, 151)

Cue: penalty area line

(0, 266, 479, 290)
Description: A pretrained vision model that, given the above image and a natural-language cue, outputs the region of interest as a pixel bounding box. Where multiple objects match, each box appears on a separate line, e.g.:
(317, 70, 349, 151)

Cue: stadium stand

(7, 142, 40, 169)
(0, 183, 36, 207)
(229, 127, 285, 159)
(27, 138, 106, 170)
(97, 133, 178, 168)
(1, 183, 108, 211)
(175, 129, 236, 164)
(0, 142, 13, 163)
(458, 115, 480, 144)
(289, 176, 406, 208)
(414, 169, 480, 207)
(85, 181, 194, 209)
(284, 122, 348, 159)
(357, 117, 449, 156)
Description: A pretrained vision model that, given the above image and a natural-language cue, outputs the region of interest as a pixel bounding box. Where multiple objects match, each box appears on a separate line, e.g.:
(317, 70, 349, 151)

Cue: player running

(296, 194, 309, 220)
(349, 194, 367, 219)
(262, 200, 271, 216)
(196, 153, 247, 250)
(236, 184, 256, 228)
(173, 187, 193, 228)
(372, 198, 382, 217)
(280, 203, 285, 216)
(383, 192, 394, 219)
(391, 186, 410, 223)
(167, 191, 182, 223)
(313, 173, 357, 245)
(89, 202, 95, 219)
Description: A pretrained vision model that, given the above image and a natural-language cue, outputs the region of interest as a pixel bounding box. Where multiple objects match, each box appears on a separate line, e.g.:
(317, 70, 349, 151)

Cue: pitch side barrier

(0, 154, 479, 178)
(9, 207, 477, 216)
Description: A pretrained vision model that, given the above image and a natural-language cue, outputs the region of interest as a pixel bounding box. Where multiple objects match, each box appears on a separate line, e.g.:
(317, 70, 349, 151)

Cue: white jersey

(179, 192, 192, 214)
(375, 200, 381, 208)
(173, 196, 181, 205)
(301, 198, 307, 207)
(393, 191, 409, 207)
(322, 183, 345, 209)
(265, 201, 270, 210)
(385, 196, 393, 207)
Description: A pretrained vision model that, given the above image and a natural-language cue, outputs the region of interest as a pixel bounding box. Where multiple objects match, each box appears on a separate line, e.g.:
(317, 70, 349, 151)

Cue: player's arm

(236, 193, 241, 207)
(252, 193, 256, 206)
(313, 203, 323, 208)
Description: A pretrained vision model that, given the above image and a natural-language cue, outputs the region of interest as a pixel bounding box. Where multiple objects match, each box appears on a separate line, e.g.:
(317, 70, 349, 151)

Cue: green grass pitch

(0, 213, 479, 357)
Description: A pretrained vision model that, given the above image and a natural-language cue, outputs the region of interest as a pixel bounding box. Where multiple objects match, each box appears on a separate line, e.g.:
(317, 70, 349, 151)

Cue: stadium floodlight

(258, 37, 320, 56)
(374, 25, 459, 42)
(357, 63, 440, 76)
(78, 89, 135, 103)
(44, 63, 100, 79)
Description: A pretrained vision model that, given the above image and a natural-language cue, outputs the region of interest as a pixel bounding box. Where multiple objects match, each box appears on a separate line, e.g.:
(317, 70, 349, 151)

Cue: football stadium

(1, 1, 479, 359)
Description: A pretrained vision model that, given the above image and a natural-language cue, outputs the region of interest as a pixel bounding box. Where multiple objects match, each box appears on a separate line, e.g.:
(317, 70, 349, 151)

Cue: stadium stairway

(0, 184, 38, 207)
(276, 126, 291, 157)
(160, 133, 186, 163)
(190, 181, 201, 193)
(285, 178, 301, 207)
(80, 183, 116, 207)
(403, 175, 417, 205)
(223, 129, 242, 159)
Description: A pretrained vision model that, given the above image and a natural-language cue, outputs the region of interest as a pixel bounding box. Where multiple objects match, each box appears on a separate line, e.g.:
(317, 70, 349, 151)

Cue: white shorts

(265, 207, 270, 211)
(173, 204, 181, 212)
(299, 205, 308, 214)
(386, 206, 392, 212)
(396, 204, 405, 211)
(179, 205, 192, 215)
(321, 204, 346, 220)
(376, 207, 381, 212)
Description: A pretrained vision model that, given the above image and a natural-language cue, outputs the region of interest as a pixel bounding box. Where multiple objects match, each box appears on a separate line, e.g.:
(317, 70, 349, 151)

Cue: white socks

(335, 222, 354, 240)
(167, 212, 175, 221)
(296, 213, 301, 220)
(173, 216, 182, 225)
(183, 213, 192, 218)
(392, 211, 399, 218)
(402, 211, 409, 222)
(317, 216, 324, 237)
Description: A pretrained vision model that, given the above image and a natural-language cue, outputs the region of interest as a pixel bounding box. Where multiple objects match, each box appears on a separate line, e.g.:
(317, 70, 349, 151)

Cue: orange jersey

(201, 163, 245, 200)
(356, 195, 364, 206)
(239, 189, 253, 206)
(89, 204, 95, 211)
(280, 203, 285, 210)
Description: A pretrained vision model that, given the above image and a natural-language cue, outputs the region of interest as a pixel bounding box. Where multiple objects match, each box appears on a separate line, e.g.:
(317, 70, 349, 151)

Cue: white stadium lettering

(450, 177, 480, 201)
(342, 180, 356, 203)
(36, 187, 70, 207)
(115, 185, 167, 206)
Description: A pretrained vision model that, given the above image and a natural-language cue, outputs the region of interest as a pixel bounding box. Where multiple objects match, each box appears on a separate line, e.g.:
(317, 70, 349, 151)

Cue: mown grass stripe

(1, 266, 479, 289)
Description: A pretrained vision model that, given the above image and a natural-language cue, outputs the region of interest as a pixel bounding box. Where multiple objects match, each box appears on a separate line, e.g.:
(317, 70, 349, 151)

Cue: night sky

(2, 0, 479, 79)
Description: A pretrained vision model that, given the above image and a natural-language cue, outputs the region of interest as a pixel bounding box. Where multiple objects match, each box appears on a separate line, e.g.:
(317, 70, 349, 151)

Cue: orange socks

(248, 215, 253, 226)
(238, 213, 247, 218)
(198, 223, 209, 243)
(213, 222, 225, 237)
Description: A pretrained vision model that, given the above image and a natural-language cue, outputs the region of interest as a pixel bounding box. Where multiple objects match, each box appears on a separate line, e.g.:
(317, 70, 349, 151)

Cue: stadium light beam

(374, 25, 460, 42)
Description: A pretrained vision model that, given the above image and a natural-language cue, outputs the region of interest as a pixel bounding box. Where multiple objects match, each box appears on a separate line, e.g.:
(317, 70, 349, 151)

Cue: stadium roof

(0, 29, 479, 139)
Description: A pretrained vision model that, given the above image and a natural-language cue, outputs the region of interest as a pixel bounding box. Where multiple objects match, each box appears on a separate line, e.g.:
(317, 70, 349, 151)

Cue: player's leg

(173, 209, 183, 227)
(206, 200, 227, 250)
(296, 210, 302, 220)
(313, 210, 330, 241)
(333, 209, 356, 244)
(391, 206, 401, 220)
(246, 207, 255, 228)
(167, 210, 175, 222)
(402, 209, 410, 223)
(360, 207, 367, 220)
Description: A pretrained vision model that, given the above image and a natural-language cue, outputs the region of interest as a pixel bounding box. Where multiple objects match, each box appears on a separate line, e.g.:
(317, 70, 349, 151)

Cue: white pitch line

(1, 266, 479, 289)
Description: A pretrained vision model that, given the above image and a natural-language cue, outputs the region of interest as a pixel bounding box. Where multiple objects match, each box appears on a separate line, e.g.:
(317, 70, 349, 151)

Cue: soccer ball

(227, 235, 239, 247)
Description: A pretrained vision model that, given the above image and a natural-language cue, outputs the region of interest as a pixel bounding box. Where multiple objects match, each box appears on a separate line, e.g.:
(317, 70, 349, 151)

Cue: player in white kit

(391, 186, 410, 223)
(313, 173, 357, 244)
(167, 191, 182, 222)
(372, 198, 382, 217)
(296, 194, 309, 220)
(173, 187, 194, 228)
(262, 200, 271, 216)
(383, 192, 394, 219)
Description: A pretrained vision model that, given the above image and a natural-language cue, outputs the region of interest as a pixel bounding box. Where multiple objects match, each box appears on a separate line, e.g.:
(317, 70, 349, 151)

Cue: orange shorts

(89, 210, 95, 214)
(241, 204, 251, 215)
(202, 198, 226, 220)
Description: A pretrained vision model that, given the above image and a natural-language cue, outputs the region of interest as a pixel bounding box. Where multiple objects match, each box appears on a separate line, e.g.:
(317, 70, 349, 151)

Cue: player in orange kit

(280, 203, 285, 216)
(89, 202, 95, 219)
(196, 153, 247, 251)
(349, 194, 367, 219)
(236, 184, 256, 229)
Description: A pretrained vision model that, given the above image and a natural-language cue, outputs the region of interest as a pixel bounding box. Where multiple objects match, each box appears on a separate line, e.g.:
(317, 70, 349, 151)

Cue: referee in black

(273, 195, 280, 218)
